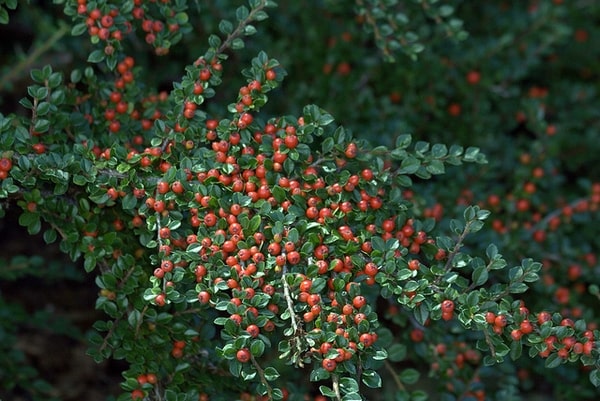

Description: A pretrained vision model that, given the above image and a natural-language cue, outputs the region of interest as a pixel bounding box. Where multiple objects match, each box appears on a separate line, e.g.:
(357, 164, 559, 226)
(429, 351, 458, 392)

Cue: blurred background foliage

(1, 0, 600, 400)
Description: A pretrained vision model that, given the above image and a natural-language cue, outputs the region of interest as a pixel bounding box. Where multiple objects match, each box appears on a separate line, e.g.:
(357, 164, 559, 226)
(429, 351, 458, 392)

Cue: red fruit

(338, 225, 354, 241)
(157, 180, 169, 194)
(32, 143, 46, 154)
(364, 262, 378, 276)
(382, 219, 395, 233)
(344, 142, 358, 158)
(441, 300, 454, 313)
(160, 260, 174, 272)
(537, 311, 552, 325)
(246, 324, 260, 338)
(284, 134, 299, 149)
(286, 250, 301, 265)
(236, 348, 251, 363)
(466, 70, 481, 85)
(199, 68, 211, 81)
(171, 181, 184, 194)
(159, 227, 170, 239)
(203, 213, 217, 227)
(410, 329, 424, 342)
(155, 293, 166, 306)
(447, 103, 461, 116)
(265, 69, 276, 80)
(146, 373, 157, 384)
(520, 320, 533, 334)
(494, 315, 508, 328)
(197, 291, 210, 304)
(359, 333, 375, 347)
(360, 168, 373, 181)
(0, 157, 12, 172)
(322, 358, 337, 372)
(299, 279, 312, 293)
(153, 200, 165, 213)
(352, 295, 366, 309)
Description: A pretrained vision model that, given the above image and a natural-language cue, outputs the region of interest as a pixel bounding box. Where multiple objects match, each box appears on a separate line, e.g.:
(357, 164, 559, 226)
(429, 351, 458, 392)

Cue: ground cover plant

(1, 1, 599, 401)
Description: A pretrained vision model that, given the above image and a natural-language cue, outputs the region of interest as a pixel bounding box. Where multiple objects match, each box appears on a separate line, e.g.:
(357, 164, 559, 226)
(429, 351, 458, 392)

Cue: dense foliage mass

(1, 1, 599, 401)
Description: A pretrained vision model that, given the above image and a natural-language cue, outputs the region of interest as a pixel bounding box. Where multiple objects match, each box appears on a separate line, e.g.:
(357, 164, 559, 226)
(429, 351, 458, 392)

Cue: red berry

(466, 70, 481, 85)
(0, 157, 12, 172)
(352, 295, 366, 309)
(494, 315, 508, 328)
(236, 348, 251, 363)
(344, 143, 358, 158)
(246, 324, 260, 338)
(322, 358, 337, 372)
(441, 300, 454, 313)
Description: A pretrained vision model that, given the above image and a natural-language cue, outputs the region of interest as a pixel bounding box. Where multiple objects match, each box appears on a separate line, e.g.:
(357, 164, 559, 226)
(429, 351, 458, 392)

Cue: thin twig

(384, 360, 407, 392)
(483, 328, 497, 360)
(251, 353, 273, 400)
(217, 0, 268, 55)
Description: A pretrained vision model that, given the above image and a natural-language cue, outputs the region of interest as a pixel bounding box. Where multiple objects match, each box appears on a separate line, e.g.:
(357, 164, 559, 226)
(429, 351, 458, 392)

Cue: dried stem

(331, 373, 342, 401)
(282, 270, 299, 335)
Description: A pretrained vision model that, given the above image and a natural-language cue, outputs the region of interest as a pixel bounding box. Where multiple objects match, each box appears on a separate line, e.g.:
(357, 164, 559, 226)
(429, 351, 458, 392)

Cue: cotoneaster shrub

(1, 1, 599, 401)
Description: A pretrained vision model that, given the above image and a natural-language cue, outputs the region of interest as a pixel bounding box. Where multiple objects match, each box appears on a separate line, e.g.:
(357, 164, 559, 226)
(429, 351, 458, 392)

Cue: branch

(331, 373, 342, 401)
(384, 360, 407, 392)
(282, 269, 299, 335)
(217, 0, 269, 55)
(251, 353, 273, 400)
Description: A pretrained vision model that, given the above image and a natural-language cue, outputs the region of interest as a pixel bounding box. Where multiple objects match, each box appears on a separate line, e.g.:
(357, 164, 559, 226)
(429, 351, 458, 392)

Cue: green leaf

(339, 377, 359, 393)
(508, 283, 528, 293)
(263, 366, 280, 381)
(87, 49, 105, 63)
(322, 137, 334, 154)
(431, 143, 448, 158)
(387, 343, 406, 362)
(231, 38, 245, 50)
(472, 266, 488, 286)
(544, 353, 563, 369)
(128, 310, 141, 327)
(425, 160, 445, 175)
(413, 303, 429, 325)
(410, 390, 429, 401)
(0, 8, 8, 24)
(250, 339, 265, 357)
(399, 368, 419, 384)
(84, 255, 96, 273)
(589, 369, 600, 387)
(219, 19, 233, 34)
(395, 134, 412, 149)
(342, 393, 362, 401)
(319, 385, 336, 398)
(486, 244, 498, 259)
(362, 370, 382, 388)
(121, 193, 137, 210)
(509, 338, 522, 360)
(398, 156, 420, 174)
(311, 368, 330, 382)
(236, 5, 250, 21)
